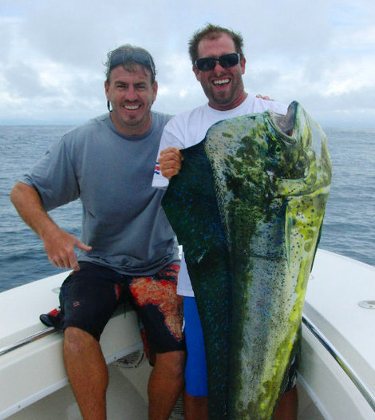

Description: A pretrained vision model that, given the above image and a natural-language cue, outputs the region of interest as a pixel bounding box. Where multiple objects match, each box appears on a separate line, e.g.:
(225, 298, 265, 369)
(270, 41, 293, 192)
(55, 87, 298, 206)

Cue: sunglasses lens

(219, 53, 240, 68)
(195, 57, 216, 71)
(195, 53, 240, 71)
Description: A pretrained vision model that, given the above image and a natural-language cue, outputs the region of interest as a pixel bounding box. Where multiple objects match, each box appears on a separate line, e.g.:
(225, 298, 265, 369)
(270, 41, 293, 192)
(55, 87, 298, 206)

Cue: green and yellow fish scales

(162, 101, 332, 419)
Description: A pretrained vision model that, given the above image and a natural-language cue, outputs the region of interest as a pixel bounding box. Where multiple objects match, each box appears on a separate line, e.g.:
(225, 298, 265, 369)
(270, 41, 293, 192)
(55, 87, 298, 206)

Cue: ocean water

(0, 125, 374, 293)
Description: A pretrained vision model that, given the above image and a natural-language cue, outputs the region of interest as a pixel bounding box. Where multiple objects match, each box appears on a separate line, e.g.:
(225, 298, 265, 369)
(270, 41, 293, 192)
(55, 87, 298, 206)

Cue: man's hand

(159, 147, 183, 179)
(256, 94, 274, 101)
(43, 227, 92, 271)
(10, 182, 91, 272)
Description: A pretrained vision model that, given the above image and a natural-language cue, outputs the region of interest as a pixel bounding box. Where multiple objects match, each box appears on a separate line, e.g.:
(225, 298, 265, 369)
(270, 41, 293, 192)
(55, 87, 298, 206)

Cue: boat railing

(0, 326, 57, 356)
(302, 314, 375, 413)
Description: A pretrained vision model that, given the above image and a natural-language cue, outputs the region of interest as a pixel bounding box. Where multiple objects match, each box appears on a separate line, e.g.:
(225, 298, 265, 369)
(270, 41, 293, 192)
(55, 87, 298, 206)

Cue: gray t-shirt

(21, 112, 179, 276)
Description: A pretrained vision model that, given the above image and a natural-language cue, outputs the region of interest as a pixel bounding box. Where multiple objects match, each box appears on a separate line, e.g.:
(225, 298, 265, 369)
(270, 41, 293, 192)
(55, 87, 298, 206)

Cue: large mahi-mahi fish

(162, 101, 332, 419)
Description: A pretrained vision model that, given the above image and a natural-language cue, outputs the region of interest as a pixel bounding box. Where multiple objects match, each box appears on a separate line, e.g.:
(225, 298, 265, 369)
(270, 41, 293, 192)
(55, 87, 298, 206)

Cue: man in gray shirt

(10, 45, 185, 420)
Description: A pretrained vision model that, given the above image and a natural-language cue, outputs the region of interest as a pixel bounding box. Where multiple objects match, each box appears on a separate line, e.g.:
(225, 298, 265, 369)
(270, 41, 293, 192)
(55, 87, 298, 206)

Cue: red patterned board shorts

(59, 262, 185, 354)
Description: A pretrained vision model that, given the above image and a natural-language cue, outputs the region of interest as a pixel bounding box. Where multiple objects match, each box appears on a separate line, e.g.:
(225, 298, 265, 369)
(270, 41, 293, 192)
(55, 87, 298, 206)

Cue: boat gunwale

(302, 314, 375, 412)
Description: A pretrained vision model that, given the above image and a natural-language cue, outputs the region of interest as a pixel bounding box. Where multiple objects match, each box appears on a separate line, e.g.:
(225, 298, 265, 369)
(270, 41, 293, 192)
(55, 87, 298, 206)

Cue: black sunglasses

(194, 53, 241, 72)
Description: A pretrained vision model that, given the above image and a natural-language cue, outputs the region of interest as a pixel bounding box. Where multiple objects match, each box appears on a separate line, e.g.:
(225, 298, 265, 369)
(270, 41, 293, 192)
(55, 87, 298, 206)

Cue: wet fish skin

(162, 101, 331, 419)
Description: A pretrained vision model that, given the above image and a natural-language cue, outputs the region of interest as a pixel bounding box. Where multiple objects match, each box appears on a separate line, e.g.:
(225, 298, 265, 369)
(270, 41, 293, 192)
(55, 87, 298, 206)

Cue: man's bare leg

(63, 327, 108, 420)
(184, 393, 208, 420)
(148, 350, 185, 420)
(274, 386, 298, 420)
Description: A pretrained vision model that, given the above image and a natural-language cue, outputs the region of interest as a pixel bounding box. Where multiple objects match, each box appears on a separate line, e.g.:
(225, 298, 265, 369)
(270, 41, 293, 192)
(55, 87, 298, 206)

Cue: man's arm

(10, 182, 91, 271)
(158, 147, 183, 179)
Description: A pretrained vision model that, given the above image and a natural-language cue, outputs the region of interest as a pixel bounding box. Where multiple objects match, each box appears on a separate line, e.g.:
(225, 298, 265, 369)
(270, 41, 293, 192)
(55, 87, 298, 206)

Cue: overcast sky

(1, 0, 374, 127)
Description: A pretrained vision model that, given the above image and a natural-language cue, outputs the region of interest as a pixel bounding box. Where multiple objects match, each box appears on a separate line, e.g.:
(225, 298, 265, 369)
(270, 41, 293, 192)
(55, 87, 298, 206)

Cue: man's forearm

(10, 182, 59, 240)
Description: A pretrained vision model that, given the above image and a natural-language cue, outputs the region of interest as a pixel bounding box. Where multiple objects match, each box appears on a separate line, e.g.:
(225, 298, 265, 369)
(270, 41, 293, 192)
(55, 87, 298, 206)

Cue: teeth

(125, 105, 140, 110)
(213, 79, 230, 85)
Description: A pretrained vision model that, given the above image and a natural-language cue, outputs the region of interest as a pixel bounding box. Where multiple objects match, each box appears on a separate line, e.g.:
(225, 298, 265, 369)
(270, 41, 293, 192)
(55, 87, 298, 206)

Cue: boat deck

(1, 250, 375, 419)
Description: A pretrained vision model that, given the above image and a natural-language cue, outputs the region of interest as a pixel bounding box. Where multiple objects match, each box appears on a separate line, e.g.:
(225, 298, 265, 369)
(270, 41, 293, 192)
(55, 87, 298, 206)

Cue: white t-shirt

(152, 95, 288, 296)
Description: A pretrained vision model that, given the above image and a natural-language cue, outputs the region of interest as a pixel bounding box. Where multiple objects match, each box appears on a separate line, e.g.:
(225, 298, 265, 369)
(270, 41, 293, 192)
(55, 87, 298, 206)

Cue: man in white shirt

(153, 23, 298, 420)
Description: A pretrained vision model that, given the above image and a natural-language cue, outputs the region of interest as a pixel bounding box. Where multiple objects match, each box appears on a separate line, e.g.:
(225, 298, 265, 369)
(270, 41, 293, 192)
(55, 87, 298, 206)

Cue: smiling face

(105, 64, 157, 136)
(193, 33, 247, 111)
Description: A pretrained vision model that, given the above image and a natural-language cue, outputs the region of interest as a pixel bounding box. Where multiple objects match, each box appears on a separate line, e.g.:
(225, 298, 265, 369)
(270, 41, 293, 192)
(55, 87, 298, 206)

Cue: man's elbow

(10, 182, 34, 206)
(10, 182, 21, 205)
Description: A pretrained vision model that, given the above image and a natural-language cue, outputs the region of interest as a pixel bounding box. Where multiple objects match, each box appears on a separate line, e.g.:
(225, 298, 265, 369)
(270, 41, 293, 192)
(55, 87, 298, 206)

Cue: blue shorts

(184, 296, 207, 396)
(183, 296, 299, 397)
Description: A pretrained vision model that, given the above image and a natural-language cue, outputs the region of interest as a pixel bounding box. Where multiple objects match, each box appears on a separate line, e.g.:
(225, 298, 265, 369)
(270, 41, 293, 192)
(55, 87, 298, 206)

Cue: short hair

(105, 44, 156, 84)
(188, 23, 244, 64)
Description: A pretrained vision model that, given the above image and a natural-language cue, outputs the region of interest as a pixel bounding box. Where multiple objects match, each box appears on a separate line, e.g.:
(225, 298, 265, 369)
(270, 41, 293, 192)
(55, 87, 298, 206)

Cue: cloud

(0, 0, 375, 126)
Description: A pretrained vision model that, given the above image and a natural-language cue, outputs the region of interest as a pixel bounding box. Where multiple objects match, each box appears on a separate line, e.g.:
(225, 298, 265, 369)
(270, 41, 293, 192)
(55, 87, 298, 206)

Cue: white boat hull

(0, 271, 153, 420)
(1, 249, 374, 419)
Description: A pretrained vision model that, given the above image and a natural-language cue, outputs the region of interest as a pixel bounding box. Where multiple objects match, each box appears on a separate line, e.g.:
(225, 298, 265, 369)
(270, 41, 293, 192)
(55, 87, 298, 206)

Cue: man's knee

(154, 350, 186, 379)
(64, 326, 98, 354)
